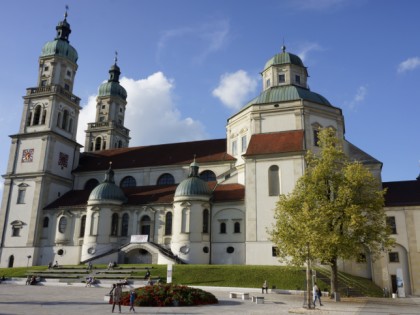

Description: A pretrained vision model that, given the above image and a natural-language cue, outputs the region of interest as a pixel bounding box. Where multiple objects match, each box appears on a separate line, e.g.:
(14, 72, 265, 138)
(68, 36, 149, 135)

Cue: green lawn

(0, 264, 383, 296)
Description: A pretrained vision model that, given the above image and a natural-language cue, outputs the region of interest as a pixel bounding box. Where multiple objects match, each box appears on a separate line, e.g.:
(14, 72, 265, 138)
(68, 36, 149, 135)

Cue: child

(129, 289, 137, 312)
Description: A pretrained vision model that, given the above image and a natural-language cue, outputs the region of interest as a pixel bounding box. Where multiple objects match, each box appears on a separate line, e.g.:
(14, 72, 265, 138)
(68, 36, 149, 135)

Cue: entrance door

(140, 215, 151, 241)
(390, 275, 398, 294)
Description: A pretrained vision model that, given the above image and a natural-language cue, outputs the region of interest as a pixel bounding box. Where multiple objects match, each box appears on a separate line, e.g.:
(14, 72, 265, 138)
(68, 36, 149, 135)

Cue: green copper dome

(88, 166, 126, 203)
(98, 61, 127, 100)
(175, 160, 212, 197)
(40, 11, 78, 64)
(245, 85, 331, 107)
(263, 46, 304, 72)
(98, 81, 127, 100)
(41, 40, 78, 63)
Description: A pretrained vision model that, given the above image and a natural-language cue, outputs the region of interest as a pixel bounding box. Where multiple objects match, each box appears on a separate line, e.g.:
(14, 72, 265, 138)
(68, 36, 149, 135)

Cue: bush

(114, 284, 218, 307)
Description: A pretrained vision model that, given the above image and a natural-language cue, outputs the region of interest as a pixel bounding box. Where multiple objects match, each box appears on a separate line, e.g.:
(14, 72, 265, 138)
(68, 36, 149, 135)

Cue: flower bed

(113, 284, 218, 307)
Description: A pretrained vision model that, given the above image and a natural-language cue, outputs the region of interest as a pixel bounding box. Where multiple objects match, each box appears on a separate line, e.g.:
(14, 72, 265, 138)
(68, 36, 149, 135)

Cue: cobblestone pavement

(0, 283, 419, 315)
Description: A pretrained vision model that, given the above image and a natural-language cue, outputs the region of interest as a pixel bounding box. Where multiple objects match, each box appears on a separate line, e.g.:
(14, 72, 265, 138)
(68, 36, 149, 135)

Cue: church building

(0, 12, 419, 296)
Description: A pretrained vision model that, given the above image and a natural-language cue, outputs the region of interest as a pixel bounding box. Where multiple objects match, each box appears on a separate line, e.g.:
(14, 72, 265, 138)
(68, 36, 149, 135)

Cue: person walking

(313, 282, 323, 306)
(112, 283, 123, 313)
(262, 280, 268, 293)
(129, 289, 137, 312)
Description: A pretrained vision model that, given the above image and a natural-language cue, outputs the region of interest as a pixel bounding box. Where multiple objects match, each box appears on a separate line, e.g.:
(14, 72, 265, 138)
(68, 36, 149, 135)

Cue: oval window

(58, 217, 67, 233)
(226, 246, 235, 254)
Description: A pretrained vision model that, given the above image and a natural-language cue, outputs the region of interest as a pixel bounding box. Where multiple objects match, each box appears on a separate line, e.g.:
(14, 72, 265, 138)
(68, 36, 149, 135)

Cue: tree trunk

(306, 262, 312, 309)
(330, 257, 338, 298)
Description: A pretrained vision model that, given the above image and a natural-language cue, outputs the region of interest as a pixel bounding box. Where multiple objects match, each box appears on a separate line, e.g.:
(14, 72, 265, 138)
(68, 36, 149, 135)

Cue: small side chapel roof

(243, 130, 305, 157)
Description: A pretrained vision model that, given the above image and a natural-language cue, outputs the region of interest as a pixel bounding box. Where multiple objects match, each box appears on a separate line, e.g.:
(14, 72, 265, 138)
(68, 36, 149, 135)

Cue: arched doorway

(8, 255, 14, 268)
(140, 215, 151, 241)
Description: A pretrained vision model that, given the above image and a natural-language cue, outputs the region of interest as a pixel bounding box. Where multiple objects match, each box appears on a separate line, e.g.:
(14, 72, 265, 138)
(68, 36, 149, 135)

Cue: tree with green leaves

(269, 128, 393, 301)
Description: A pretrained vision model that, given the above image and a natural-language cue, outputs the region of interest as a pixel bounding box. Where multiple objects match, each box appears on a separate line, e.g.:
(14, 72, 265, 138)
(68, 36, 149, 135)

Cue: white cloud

(77, 72, 207, 149)
(347, 85, 367, 110)
(157, 19, 230, 65)
(212, 70, 258, 110)
(296, 43, 323, 63)
(397, 57, 420, 73)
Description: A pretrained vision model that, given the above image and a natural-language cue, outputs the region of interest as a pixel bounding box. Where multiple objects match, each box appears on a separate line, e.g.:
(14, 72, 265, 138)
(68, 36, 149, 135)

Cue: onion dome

(175, 159, 212, 197)
(88, 164, 126, 204)
(98, 53, 127, 100)
(41, 9, 78, 63)
(263, 45, 304, 72)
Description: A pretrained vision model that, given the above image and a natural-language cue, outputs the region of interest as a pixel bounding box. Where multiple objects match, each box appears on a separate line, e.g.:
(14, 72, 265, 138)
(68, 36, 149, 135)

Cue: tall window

(79, 215, 86, 237)
(43, 217, 49, 228)
(295, 75, 301, 84)
(234, 221, 241, 233)
(120, 176, 136, 188)
(165, 212, 173, 235)
(41, 110, 47, 124)
(202, 209, 209, 233)
(232, 140, 237, 156)
(266, 78, 271, 88)
(386, 216, 397, 234)
(57, 112, 61, 127)
(157, 173, 175, 185)
(58, 217, 67, 234)
(181, 209, 189, 233)
(91, 212, 99, 235)
(17, 188, 26, 204)
(241, 135, 247, 153)
(27, 112, 33, 126)
(95, 137, 102, 151)
(111, 213, 119, 236)
(268, 165, 280, 196)
(313, 129, 320, 146)
(220, 222, 226, 234)
(121, 213, 129, 236)
(62, 110, 69, 130)
(200, 170, 216, 182)
(33, 105, 42, 125)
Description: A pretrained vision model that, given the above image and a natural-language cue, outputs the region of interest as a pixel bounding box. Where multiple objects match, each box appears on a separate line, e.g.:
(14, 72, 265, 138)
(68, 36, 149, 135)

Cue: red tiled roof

(383, 180, 420, 207)
(74, 138, 234, 172)
(244, 130, 304, 156)
(44, 182, 245, 209)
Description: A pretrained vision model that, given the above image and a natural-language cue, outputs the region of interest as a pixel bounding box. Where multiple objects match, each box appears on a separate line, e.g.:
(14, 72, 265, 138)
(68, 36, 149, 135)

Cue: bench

(229, 292, 249, 300)
(252, 296, 264, 304)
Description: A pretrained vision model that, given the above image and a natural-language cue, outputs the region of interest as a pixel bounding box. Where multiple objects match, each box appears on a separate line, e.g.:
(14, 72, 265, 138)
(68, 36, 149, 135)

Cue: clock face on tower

(22, 149, 34, 163)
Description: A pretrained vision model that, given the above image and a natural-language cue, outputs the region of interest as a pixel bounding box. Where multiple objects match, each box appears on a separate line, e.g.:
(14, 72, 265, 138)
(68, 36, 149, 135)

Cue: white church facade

(0, 13, 419, 296)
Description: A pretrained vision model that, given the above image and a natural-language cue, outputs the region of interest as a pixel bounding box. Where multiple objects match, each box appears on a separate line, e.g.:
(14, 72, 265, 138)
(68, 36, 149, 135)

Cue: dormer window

(278, 74, 285, 83)
(295, 75, 301, 84)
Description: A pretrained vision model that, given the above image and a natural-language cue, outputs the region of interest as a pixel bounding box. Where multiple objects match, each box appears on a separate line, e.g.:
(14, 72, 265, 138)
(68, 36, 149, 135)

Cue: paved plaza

(0, 282, 419, 315)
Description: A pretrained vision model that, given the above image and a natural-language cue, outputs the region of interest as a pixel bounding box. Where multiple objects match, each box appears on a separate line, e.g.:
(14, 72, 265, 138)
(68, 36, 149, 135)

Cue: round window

(203, 246, 209, 253)
(87, 247, 96, 254)
(226, 246, 234, 254)
(180, 246, 190, 254)
(57, 249, 64, 256)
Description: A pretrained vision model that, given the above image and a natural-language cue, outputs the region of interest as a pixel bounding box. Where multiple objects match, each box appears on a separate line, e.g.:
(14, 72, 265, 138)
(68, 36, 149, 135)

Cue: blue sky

(1, 0, 420, 201)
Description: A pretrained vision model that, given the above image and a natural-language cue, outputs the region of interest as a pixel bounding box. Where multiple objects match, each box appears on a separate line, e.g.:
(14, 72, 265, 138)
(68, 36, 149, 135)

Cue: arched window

(157, 173, 175, 185)
(268, 165, 280, 196)
(234, 222, 241, 233)
(62, 110, 69, 130)
(68, 118, 73, 132)
(33, 105, 42, 125)
(111, 213, 118, 236)
(200, 170, 216, 182)
(181, 209, 189, 233)
(120, 176, 136, 188)
(118, 140, 123, 148)
(95, 137, 102, 151)
(202, 209, 209, 233)
(220, 222, 226, 234)
(57, 112, 61, 127)
(43, 217, 49, 228)
(79, 215, 86, 237)
(27, 112, 32, 126)
(58, 217, 67, 234)
(84, 178, 99, 191)
(91, 212, 99, 235)
(121, 213, 129, 237)
(41, 109, 47, 124)
(165, 212, 172, 235)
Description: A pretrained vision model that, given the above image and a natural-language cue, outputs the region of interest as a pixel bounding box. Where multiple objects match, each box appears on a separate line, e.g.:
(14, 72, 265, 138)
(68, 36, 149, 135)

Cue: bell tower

(84, 53, 130, 152)
(0, 9, 82, 267)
